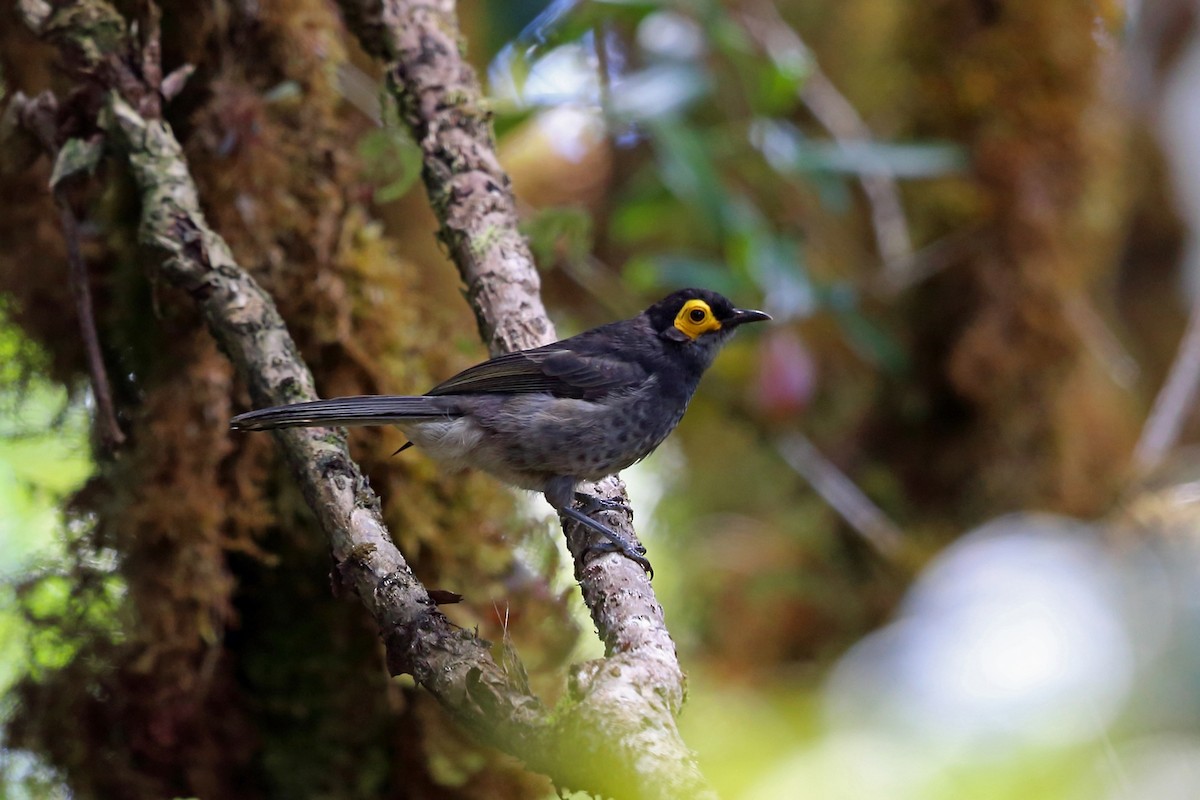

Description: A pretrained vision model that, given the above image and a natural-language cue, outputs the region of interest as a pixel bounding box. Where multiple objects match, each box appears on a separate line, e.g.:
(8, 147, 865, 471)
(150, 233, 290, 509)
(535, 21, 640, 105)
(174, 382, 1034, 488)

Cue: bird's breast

(395, 376, 695, 488)
(468, 377, 693, 482)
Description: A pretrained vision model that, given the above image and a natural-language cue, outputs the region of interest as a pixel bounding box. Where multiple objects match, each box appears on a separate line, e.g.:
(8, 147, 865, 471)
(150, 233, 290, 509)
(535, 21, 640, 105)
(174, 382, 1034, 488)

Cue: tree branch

(334, 2, 707, 795)
(18, 0, 710, 796)
(19, 0, 546, 754)
(58, 195, 125, 449)
(337, 0, 551, 357)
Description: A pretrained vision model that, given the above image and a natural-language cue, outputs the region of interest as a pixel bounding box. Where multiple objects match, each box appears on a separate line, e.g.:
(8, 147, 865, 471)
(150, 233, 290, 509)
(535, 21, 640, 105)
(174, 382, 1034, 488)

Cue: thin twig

(1135, 290, 1200, 471)
(334, 62, 383, 125)
(775, 432, 905, 561)
(1064, 295, 1140, 390)
(868, 225, 978, 297)
(740, 1, 914, 274)
(593, 21, 614, 123)
(58, 197, 125, 448)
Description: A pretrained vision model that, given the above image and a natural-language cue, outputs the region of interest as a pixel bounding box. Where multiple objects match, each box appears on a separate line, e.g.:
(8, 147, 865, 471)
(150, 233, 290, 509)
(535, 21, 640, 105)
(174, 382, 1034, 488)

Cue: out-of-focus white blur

(758, 512, 1200, 798)
(827, 515, 1133, 749)
(488, 10, 711, 161)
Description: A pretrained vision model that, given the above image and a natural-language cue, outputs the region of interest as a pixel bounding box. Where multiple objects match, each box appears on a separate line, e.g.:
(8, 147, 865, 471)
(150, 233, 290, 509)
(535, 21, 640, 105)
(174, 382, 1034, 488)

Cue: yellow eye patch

(673, 299, 723, 340)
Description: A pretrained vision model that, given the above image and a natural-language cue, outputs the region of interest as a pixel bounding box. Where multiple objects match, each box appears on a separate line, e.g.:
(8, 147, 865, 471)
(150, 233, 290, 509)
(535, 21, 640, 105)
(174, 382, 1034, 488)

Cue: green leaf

(623, 253, 740, 295)
(649, 118, 727, 233)
(610, 65, 710, 122)
(357, 127, 422, 205)
(821, 285, 908, 371)
(753, 119, 966, 179)
(521, 206, 594, 268)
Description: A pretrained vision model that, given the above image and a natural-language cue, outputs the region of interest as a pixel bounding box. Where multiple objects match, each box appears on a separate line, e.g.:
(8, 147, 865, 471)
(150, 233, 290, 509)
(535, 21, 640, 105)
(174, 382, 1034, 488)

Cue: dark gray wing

(425, 347, 646, 400)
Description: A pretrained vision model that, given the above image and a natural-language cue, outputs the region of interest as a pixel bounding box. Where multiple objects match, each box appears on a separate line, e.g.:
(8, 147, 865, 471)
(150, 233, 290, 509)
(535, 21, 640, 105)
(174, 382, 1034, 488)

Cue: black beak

(727, 308, 772, 328)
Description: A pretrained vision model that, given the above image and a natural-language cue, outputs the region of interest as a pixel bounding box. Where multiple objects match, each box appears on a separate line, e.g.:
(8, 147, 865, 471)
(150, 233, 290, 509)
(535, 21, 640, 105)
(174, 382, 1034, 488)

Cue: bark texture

(4, 1, 709, 797)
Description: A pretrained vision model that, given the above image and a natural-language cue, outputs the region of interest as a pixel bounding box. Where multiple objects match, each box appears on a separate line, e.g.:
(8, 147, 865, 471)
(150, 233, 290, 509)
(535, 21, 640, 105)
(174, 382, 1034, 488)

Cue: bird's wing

(425, 346, 646, 399)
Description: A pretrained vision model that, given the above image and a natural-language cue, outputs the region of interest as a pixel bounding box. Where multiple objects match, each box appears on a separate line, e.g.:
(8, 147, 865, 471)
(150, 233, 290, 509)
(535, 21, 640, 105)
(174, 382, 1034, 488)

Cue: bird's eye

(672, 299, 722, 340)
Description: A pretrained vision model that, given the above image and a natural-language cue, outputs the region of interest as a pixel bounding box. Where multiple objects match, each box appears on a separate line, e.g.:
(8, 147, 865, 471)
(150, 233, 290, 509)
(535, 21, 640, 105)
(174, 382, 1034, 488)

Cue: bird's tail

(230, 395, 459, 431)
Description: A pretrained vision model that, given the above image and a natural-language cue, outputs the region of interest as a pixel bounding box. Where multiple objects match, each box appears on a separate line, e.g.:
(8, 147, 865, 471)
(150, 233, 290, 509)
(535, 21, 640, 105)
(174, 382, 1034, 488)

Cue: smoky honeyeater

(231, 288, 770, 575)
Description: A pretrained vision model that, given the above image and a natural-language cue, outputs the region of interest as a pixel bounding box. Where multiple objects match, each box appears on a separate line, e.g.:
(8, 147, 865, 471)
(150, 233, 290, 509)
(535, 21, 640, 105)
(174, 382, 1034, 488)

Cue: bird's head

(645, 288, 771, 367)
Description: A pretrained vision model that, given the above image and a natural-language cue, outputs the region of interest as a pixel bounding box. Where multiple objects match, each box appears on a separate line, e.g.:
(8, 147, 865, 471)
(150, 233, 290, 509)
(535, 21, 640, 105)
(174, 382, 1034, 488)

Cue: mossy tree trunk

(876, 0, 1138, 525)
(1, 3, 571, 797)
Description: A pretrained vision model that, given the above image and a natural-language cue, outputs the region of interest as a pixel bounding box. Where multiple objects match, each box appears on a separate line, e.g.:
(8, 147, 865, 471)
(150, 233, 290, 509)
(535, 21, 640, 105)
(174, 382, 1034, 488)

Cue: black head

(643, 288, 771, 362)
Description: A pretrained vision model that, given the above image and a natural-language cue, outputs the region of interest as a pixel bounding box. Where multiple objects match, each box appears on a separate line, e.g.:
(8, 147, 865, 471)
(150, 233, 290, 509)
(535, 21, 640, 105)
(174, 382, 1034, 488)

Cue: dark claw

(559, 505, 653, 577)
(574, 492, 631, 516)
(587, 539, 654, 579)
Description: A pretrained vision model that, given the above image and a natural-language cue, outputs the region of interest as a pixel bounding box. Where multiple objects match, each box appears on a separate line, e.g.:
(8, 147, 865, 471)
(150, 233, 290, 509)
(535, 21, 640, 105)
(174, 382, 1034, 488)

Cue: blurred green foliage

(0, 311, 92, 793)
(477, 2, 1166, 797)
(0, 310, 90, 581)
(357, 92, 423, 205)
(0, 0, 1181, 797)
(488, 0, 961, 372)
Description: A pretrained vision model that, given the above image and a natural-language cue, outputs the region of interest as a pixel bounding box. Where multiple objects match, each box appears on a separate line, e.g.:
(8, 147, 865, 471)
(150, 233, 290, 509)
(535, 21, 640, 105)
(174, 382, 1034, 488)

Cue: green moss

(468, 223, 503, 259)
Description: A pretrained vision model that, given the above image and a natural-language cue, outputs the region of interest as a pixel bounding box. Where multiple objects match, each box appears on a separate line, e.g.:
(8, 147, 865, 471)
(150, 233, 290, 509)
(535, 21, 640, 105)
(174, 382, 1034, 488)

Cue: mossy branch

(20, 0, 547, 766)
(17, 0, 712, 795)
(334, 1, 711, 795)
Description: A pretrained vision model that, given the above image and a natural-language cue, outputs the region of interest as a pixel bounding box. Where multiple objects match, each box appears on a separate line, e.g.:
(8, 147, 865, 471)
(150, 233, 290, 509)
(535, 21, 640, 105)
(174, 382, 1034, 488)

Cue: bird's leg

(545, 477, 652, 576)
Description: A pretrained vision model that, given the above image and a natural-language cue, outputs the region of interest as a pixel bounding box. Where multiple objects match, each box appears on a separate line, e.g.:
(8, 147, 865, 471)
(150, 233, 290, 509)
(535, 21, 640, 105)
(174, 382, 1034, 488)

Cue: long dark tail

(230, 395, 460, 431)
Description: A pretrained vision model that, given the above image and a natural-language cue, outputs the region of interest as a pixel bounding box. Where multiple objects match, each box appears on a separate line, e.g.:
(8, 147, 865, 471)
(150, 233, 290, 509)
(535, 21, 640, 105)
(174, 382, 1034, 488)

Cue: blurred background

(4, 0, 1200, 797)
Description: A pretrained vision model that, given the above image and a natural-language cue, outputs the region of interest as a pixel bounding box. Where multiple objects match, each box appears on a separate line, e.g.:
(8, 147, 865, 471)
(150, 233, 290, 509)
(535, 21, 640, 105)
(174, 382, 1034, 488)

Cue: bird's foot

(558, 505, 653, 578)
(573, 491, 631, 516)
(586, 539, 654, 580)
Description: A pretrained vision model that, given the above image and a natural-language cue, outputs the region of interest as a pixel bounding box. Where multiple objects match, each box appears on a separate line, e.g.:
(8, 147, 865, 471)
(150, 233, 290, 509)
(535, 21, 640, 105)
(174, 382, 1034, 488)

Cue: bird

(230, 288, 770, 575)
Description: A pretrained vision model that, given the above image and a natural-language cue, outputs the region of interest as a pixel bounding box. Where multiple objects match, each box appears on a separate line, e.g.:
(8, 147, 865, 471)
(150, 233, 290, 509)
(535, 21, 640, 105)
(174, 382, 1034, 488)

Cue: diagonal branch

(100, 89, 548, 737)
(19, 0, 709, 796)
(338, 0, 552, 358)
(336, 0, 662, 634)
(18, 0, 548, 761)
(58, 194, 125, 449)
(334, 2, 707, 795)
